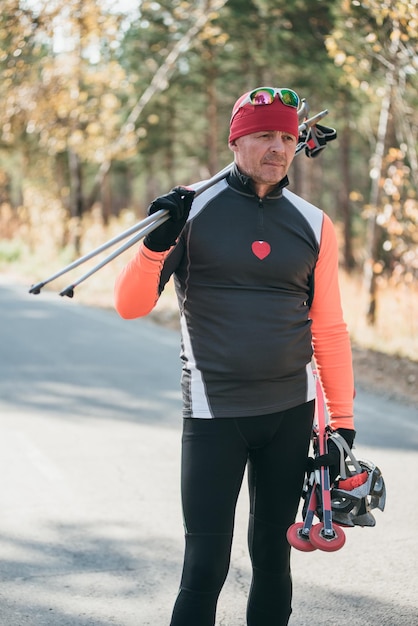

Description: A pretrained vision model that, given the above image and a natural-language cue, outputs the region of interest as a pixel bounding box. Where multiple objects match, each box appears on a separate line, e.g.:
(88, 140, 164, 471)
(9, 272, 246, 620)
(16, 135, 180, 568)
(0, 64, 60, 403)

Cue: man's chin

(260, 169, 286, 184)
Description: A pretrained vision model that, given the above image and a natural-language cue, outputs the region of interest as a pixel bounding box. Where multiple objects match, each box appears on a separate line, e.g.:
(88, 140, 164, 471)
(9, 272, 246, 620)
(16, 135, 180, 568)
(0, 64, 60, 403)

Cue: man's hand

(144, 186, 196, 252)
(307, 428, 356, 483)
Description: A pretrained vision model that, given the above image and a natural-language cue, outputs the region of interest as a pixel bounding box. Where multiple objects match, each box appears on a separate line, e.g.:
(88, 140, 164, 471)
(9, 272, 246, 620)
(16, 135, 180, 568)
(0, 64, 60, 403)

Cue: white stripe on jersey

(282, 188, 323, 246)
(180, 313, 213, 418)
(305, 362, 316, 403)
(189, 179, 229, 221)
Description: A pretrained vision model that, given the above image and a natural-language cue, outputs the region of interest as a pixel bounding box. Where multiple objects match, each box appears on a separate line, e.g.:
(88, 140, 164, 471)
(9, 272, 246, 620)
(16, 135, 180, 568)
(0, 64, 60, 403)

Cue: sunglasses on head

(231, 87, 300, 122)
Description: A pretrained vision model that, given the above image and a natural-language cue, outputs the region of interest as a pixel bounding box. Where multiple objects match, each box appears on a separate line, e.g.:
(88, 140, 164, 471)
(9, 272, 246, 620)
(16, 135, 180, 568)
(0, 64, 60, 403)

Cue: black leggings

(169, 401, 314, 626)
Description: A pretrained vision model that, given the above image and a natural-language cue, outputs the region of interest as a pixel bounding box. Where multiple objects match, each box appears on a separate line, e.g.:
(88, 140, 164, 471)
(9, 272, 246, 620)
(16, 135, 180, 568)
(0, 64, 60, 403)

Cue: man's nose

(270, 135, 286, 152)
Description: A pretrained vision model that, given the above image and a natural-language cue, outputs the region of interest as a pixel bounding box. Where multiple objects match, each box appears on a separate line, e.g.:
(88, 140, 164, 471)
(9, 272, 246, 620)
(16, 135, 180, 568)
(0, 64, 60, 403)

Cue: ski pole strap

(299, 122, 337, 158)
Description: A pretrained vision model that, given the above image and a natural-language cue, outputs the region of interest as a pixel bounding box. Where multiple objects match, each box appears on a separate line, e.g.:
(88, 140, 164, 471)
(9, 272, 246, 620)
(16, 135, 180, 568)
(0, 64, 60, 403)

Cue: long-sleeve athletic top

(114, 165, 355, 431)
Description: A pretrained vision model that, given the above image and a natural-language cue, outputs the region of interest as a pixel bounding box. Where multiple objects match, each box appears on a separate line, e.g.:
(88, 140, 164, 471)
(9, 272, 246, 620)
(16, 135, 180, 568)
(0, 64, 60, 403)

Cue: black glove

(304, 123, 337, 158)
(307, 428, 356, 483)
(143, 186, 196, 252)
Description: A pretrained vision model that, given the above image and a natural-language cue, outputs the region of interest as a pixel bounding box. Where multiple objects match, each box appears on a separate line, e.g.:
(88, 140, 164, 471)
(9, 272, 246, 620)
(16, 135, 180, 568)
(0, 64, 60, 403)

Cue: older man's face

(230, 130, 297, 195)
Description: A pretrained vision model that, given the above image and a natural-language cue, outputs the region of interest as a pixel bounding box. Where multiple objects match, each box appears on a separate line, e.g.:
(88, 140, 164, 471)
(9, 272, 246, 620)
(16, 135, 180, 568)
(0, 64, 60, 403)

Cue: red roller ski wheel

(287, 522, 317, 552)
(309, 522, 346, 552)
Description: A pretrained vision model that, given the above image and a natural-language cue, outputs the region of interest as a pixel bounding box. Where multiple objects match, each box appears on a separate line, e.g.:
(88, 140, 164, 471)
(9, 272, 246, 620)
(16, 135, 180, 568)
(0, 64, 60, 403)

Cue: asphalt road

(0, 279, 417, 626)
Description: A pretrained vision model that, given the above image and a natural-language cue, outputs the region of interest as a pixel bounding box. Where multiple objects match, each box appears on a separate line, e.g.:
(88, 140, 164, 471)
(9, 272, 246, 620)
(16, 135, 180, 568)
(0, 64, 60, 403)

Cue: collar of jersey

(228, 163, 289, 198)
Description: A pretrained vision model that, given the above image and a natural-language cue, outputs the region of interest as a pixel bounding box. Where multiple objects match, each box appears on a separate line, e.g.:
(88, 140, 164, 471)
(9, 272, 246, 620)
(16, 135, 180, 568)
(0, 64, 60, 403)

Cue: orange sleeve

(310, 213, 355, 430)
(114, 243, 170, 319)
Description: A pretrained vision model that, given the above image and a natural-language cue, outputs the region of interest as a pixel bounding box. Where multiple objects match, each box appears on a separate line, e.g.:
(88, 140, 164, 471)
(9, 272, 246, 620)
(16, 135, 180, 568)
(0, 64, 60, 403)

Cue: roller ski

(287, 375, 386, 553)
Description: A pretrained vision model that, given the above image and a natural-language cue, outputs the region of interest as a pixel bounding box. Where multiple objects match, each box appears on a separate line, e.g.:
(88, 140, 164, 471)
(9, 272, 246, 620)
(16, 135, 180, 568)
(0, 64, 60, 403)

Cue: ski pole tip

(29, 283, 43, 295)
(59, 286, 75, 298)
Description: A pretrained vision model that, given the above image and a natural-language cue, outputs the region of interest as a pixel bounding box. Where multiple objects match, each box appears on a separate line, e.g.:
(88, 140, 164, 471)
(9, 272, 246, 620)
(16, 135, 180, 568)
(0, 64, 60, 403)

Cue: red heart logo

(251, 240, 271, 260)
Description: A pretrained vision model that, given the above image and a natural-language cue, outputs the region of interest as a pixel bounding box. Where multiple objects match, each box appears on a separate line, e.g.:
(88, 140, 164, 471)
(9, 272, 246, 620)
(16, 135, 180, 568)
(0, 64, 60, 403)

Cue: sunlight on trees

(326, 0, 418, 324)
(0, 0, 417, 344)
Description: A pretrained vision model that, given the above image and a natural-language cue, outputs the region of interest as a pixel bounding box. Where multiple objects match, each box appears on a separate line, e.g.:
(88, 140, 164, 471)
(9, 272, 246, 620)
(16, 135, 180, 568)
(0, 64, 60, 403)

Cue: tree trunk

(68, 148, 84, 255)
(339, 113, 355, 270)
(206, 62, 219, 176)
(364, 81, 392, 325)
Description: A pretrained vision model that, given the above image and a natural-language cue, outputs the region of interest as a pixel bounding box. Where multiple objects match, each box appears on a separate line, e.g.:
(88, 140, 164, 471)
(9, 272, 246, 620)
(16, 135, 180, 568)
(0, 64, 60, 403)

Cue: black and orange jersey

(114, 165, 354, 430)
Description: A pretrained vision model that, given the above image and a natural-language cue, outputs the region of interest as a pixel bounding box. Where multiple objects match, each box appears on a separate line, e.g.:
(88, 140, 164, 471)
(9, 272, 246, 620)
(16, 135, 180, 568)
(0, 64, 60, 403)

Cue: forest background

(0, 0, 417, 398)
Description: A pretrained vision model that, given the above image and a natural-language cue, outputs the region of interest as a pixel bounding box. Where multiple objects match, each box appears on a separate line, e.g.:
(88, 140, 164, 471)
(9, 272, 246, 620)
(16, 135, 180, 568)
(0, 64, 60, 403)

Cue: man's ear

(229, 140, 238, 152)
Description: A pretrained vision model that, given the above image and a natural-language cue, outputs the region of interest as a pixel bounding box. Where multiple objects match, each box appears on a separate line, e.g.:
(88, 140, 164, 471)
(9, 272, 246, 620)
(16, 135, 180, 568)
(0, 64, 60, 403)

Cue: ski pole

(57, 163, 234, 297)
(29, 109, 329, 298)
(28, 211, 169, 295)
(29, 161, 233, 296)
(298, 109, 328, 132)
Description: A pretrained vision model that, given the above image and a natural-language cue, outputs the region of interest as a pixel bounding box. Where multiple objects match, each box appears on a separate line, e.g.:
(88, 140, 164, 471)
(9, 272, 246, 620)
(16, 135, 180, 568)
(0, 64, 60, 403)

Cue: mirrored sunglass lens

(280, 89, 299, 107)
(250, 89, 275, 105)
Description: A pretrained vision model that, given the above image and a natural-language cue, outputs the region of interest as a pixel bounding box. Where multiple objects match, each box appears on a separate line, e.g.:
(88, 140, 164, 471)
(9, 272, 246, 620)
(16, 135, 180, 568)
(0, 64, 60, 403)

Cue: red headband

(229, 94, 299, 143)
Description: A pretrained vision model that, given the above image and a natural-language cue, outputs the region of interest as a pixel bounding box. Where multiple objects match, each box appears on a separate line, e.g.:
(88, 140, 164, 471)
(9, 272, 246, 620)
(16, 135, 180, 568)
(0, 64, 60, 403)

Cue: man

(114, 86, 356, 626)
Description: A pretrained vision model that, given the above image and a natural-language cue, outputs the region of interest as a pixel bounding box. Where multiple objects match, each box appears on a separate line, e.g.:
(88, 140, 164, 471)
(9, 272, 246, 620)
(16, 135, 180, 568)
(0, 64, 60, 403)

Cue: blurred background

(0, 0, 417, 366)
